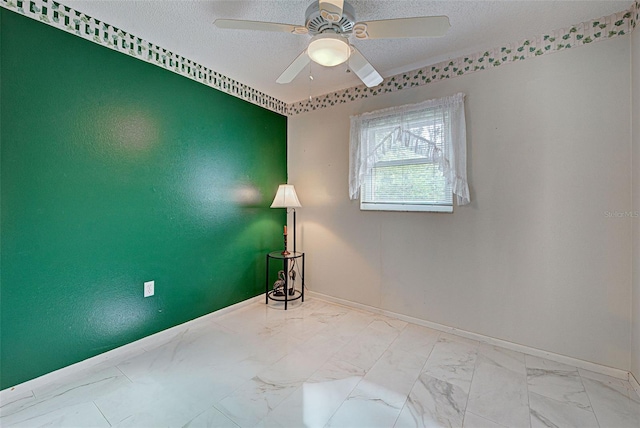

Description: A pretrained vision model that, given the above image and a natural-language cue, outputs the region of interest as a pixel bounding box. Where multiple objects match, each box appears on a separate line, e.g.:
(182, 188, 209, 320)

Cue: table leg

(302, 254, 305, 303)
(265, 254, 269, 305)
(284, 258, 288, 310)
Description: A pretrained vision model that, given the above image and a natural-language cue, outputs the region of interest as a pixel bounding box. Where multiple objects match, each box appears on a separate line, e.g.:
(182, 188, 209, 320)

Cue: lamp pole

(292, 208, 297, 253)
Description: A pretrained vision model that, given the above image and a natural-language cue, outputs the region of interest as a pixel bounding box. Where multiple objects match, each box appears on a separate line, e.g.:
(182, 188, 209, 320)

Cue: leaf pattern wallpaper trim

(1, 0, 637, 117)
(287, 1, 638, 115)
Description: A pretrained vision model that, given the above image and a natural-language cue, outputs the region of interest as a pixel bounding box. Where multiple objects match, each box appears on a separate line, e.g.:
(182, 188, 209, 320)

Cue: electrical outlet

(144, 280, 154, 297)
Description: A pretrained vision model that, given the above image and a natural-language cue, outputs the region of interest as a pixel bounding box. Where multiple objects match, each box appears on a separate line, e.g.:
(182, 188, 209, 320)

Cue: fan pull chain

(308, 62, 313, 102)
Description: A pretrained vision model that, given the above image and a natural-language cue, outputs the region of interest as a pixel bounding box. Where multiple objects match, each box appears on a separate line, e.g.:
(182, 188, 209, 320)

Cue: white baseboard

(0, 294, 264, 401)
(308, 291, 631, 381)
(3, 290, 635, 403)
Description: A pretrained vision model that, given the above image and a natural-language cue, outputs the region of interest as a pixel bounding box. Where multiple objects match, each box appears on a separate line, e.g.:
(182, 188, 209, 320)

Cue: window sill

(360, 203, 453, 213)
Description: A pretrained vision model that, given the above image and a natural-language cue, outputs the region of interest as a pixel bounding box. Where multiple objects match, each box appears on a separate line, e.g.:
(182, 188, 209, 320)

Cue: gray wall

(289, 36, 632, 370)
(632, 22, 640, 382)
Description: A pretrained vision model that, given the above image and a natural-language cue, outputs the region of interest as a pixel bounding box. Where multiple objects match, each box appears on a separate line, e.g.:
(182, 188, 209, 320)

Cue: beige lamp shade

(270, 184, 301, 208)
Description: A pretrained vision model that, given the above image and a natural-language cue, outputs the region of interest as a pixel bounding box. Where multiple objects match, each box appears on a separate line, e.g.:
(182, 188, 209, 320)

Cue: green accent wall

(0, 9, 287, 389)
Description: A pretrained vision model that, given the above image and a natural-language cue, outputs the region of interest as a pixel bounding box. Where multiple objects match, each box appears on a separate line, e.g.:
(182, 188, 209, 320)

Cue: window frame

(357, 107, 453, 213)
(349, 93, 469, 210)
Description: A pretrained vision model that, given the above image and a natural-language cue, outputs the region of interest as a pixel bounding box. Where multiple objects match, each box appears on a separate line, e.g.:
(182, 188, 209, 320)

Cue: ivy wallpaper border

(0, 0, 288, 115)
(287, 1, 639, 115)
(1, 0, 637, 117)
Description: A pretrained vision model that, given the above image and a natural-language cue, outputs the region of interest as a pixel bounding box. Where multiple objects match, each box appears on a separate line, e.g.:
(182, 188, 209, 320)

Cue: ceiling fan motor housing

(305, 1, 356, 35)
(215, 0, 450, 88)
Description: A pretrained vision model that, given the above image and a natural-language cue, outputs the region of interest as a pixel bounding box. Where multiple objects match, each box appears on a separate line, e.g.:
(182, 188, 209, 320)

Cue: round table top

(267, 250, 304, 259)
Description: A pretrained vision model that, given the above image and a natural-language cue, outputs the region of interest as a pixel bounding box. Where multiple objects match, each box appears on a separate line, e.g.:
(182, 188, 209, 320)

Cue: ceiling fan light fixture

(307, 33, 350, 67)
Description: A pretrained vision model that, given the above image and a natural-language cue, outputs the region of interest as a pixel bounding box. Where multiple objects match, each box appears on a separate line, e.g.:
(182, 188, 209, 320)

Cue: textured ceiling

(61, 1, 632, 104)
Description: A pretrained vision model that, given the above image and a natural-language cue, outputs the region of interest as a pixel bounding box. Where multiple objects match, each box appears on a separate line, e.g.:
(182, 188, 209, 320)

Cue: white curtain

(349, 93, 470, 206)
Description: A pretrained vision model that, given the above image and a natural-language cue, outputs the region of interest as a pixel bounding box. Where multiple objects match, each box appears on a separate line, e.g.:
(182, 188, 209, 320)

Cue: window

(349, 93, 469, 212)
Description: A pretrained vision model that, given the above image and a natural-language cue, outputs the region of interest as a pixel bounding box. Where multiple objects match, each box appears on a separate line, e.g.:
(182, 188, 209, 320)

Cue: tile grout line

(113, 365, 133, 385)
(1, 297, 634, 428)
(324, 315, 391, 426)
(308, 291, 631, 381)
(91, 401, 112, 427)
(216, 300, 366, 427)
(577, 372, 604, 428)
(390, 322, 438, 428)
(388, 323, 417, 428)
(459, 338, 482, 427)
(630, 372, 640, 400)
(276, 309, 376, 427)
(524, 353, 534, 428)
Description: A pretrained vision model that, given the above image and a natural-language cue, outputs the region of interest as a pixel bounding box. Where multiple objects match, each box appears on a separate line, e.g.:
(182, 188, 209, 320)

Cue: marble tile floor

(1, 298, 639, 428)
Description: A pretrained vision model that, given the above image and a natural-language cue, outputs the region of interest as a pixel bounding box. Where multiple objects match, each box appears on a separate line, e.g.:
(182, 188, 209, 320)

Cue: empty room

(1, 0, 639, 427)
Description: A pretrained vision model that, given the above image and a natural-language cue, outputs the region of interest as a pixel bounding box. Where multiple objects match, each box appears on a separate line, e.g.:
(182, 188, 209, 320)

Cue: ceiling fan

(214, 0, 450, 88)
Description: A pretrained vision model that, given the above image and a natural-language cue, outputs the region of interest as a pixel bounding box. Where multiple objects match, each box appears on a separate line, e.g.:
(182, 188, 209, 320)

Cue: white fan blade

(353, 16, 450, 40)
(349, 47, 383, 88)
(319, 0, 344, 22)
(214, 19, 308, 35)
(277, 51, 311, 84)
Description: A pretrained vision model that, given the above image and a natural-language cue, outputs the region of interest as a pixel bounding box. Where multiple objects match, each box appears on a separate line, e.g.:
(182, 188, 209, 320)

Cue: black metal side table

(265, 251, 304, 310)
